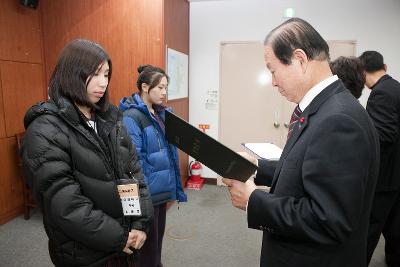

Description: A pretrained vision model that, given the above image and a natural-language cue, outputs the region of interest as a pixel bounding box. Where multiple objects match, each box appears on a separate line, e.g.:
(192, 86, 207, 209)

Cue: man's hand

(222, 178, 257, 210)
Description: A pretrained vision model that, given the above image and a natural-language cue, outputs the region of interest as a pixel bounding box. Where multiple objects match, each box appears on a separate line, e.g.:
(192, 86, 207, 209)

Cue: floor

(0, 184, 388, 267)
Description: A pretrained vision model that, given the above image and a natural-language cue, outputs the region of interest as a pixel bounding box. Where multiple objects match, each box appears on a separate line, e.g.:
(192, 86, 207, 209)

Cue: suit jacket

(366, 74, 400, 191)
(247, 80, 380, 267)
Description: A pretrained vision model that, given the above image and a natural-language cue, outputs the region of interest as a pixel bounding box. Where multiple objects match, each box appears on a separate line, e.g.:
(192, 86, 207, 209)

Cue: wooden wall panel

(0, 62, 45, 137)
(0, 70, 6, 138)
(164, 0, 190, 181)
(0, 137, 24, 224)
(0, 0, 45, 225)
(41, 0, 165, 106)
(164, 0, 189, 55)
(0, 0, 42, 63)
(164, 0, 189, 120)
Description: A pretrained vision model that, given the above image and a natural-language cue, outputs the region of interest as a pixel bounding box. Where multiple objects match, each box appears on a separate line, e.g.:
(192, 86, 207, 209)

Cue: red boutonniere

(299, 117, 305, 124)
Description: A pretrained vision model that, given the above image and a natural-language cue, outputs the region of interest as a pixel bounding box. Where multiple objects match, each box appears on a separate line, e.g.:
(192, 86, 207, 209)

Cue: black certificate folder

(165, 111, 258, 182)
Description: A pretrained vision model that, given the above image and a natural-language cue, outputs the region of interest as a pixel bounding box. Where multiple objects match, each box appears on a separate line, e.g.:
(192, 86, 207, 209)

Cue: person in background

(330, 56, 365, 99)
(223, 18, 380, 267)
(119, 65, 187, 267)
(21, 39, 153, 267)
(359, 50, 400, 267)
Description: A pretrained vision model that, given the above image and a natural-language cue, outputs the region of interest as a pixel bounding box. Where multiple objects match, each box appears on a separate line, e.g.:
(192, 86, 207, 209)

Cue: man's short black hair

(264, 17, 330, 65)
(358, 51, 385, 73)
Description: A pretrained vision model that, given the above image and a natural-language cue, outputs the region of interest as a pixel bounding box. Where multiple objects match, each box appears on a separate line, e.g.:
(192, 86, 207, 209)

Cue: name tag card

(117, 182, 141, 216)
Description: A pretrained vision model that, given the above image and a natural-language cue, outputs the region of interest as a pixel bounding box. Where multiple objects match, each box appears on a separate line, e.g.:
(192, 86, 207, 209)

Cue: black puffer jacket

(21, 98, 153, 267)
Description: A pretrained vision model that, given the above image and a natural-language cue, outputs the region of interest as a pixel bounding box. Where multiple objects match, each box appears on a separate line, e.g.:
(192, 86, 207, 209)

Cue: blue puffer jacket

(119, 93, 187, 205)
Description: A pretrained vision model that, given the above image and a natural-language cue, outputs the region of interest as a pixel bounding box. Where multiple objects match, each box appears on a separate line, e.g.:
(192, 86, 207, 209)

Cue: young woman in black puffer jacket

(21, 39, 153, 267)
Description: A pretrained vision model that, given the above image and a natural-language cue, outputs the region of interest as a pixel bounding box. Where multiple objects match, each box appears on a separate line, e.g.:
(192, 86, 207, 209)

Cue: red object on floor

(187, 161, 205, 190)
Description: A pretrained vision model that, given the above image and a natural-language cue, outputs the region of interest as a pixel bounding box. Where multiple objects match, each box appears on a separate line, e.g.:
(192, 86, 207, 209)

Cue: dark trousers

(137, 203, 167, 267)
(367, 191, 400, 267)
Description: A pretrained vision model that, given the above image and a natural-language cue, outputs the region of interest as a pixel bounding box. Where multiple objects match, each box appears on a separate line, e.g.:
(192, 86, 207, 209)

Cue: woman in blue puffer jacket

(119, 65, 187, 267)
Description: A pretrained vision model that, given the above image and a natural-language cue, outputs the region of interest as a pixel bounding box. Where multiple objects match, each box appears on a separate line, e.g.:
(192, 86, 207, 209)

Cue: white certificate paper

(242, 142, 283, 160)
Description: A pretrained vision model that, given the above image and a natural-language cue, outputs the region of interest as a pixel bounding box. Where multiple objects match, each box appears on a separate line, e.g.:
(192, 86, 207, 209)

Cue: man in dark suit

(223, 18, 380, 267)
(360, 51, 400, 267)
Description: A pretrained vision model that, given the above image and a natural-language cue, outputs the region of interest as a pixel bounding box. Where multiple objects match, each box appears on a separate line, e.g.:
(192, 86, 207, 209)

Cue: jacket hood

(119, 94, 141, 112)
(119, 93, 168, 115)
(24, 101, 59, 129)
(24, 98, 120, 130)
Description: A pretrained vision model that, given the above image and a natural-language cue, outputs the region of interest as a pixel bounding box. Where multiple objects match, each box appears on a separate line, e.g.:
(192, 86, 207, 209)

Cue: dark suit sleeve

(254, 159, 278, 186)
(247, 114, 373, 245)
(367, 89, 399, 147)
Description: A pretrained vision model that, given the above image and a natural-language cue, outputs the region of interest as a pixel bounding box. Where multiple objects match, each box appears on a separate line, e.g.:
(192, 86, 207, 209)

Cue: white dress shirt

(298, 75, 338, 112)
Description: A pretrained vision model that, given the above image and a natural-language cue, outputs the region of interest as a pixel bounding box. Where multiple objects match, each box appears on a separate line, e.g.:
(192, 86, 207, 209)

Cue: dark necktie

(287, 105, 302, 140)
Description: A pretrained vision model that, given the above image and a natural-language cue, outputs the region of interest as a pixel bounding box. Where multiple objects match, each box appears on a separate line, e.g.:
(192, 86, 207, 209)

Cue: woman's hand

(123, 229, 147, 254)
(123, 231, 136, 254)
(130, 229, 147, 250)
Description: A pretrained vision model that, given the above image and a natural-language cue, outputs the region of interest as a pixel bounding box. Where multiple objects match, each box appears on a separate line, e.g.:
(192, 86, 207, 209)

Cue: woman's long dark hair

(48, 39, 112, 112)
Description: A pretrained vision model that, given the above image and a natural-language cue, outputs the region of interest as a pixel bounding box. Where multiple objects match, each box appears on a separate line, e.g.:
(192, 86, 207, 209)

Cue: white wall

(189, 0, 400, 178)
